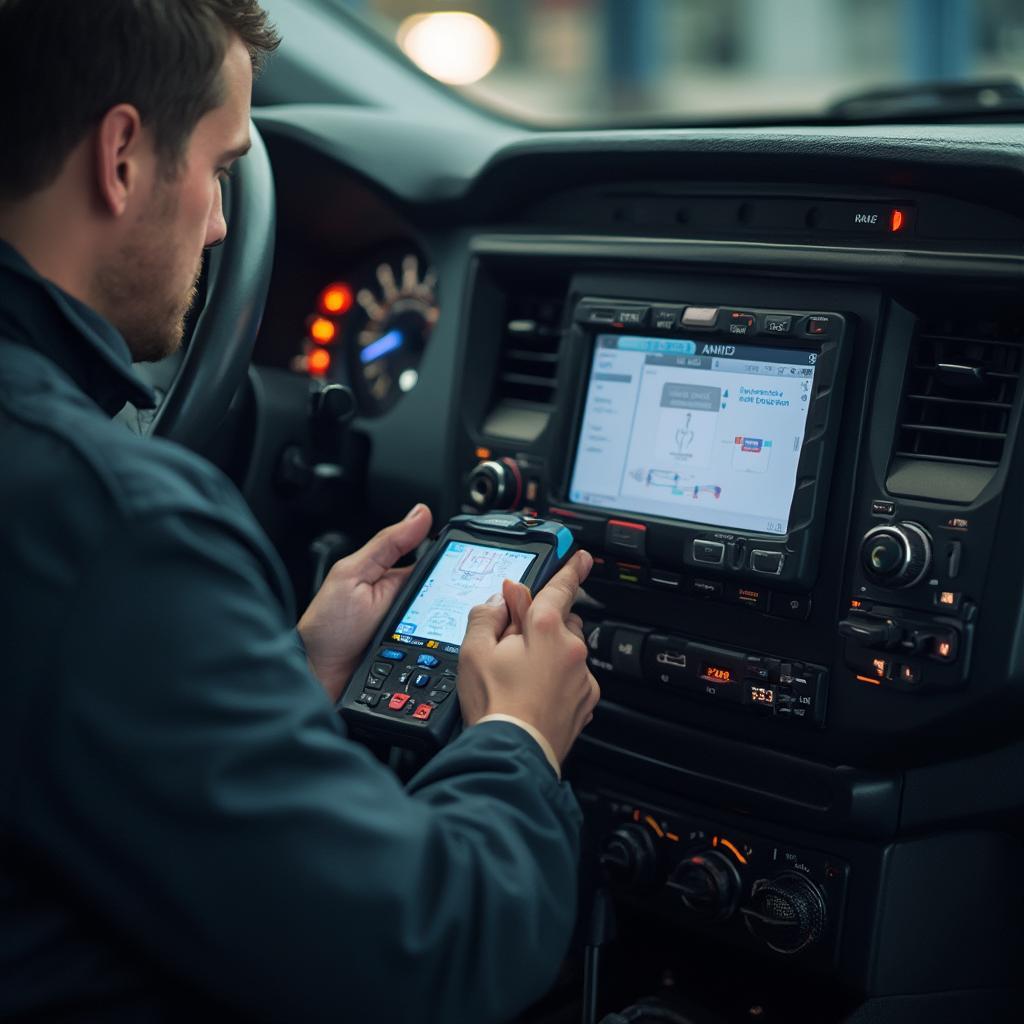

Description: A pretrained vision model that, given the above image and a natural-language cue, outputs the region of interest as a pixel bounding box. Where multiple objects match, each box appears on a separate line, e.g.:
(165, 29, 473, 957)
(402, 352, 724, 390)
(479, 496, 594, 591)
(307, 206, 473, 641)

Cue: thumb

(502, 579, 533, 636)
(341, 504, 433, 583)
(462, 592, 509, 652)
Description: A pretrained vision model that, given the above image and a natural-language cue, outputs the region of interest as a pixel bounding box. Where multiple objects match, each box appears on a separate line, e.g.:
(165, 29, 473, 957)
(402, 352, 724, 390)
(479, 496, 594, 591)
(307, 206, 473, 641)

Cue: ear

(94, 104, 144, 218)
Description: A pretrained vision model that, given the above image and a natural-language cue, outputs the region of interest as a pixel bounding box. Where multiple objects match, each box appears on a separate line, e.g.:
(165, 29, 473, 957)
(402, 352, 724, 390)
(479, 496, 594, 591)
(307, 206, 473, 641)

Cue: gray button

(692, 540, 725, 565)
(681, 306, 719, 328)
(750, 549, 785, 575)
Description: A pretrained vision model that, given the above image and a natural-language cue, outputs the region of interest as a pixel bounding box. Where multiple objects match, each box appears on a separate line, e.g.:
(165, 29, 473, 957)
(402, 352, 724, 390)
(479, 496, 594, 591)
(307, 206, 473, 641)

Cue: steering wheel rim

(147, 120, 275, 451)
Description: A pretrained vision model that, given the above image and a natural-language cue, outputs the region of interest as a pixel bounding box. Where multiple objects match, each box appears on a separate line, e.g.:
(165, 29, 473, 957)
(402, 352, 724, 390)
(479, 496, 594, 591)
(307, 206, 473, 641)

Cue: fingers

(336, 504, 433, 583)
(530, 550, 594, 620)
(566, 613, 584, 644)
(462, 592, 510, 651)
(502, 579, 533, 636)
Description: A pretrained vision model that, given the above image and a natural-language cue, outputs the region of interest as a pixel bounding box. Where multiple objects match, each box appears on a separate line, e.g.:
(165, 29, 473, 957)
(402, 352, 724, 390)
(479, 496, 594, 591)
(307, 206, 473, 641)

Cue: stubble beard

(94, 184, 203, 364)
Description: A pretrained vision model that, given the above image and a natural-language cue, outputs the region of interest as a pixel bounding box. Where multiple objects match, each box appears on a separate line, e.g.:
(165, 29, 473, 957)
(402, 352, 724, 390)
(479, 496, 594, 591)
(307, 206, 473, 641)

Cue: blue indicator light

(360, 329, 404, 365)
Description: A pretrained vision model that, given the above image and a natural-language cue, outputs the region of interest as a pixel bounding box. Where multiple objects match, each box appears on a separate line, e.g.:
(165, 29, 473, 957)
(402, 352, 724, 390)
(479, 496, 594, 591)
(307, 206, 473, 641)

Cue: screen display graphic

(570, 334, 818, 535)
(394, 542, 536, 652)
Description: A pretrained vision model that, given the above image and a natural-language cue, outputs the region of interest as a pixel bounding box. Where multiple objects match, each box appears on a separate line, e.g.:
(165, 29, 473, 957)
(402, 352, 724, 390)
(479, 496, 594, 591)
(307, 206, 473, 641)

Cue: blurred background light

(397, 11, 501, 86)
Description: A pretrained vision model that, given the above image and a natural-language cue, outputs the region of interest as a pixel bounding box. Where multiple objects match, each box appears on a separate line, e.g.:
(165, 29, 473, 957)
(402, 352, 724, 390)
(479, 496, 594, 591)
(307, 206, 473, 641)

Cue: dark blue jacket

(0, 240, 581, 1022)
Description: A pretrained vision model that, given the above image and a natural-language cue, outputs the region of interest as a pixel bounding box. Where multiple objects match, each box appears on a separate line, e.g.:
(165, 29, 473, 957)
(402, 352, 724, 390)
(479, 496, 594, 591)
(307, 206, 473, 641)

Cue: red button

(388, 693, 411, 711)
(413, 704, 434, 720)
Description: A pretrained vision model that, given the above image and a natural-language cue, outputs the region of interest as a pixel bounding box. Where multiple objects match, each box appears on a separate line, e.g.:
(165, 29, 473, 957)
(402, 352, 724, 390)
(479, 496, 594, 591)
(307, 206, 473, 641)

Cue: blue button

(417, 654, 440, 668)
(380, 649, 405, 661)
(413, 673, 432, 688)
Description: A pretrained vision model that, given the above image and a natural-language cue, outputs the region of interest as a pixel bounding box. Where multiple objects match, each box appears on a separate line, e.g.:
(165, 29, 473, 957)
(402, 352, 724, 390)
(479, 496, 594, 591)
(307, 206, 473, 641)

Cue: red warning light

(308, 347, 331, 376)
(309, 317, 338, 344)
(889, 209, 905, 233)
(319, 283, 353, 316)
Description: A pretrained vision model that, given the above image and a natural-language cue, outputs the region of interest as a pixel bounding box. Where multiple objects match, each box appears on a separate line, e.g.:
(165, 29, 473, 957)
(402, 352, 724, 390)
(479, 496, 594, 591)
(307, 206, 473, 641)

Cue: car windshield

(320, 0, 1024, 125)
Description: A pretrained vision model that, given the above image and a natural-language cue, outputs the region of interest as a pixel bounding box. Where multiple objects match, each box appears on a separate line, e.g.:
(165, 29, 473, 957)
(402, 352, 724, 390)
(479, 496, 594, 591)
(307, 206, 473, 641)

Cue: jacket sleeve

(15, 507, 582, 1024)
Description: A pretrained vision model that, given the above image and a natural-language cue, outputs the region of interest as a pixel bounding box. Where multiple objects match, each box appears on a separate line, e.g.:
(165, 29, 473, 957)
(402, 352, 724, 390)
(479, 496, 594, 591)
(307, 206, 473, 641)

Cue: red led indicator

(319, 283, 353, 315)
(308, 348, 331, 376)
(890, 209, 905, 233)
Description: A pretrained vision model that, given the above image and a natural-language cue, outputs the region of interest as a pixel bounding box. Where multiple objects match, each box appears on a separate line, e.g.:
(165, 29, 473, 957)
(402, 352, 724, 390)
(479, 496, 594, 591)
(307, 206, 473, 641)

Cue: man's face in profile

(97, 36, 253, 363)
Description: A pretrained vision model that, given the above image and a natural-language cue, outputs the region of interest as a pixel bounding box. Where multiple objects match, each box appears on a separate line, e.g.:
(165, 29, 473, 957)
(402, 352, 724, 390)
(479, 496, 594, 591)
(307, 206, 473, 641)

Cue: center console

(450, 256, 1021, 995)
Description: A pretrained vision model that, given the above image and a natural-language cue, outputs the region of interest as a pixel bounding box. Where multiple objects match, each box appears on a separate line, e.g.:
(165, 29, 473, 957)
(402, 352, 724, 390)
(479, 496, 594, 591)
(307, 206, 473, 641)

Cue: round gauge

(343, 252, 438, 415)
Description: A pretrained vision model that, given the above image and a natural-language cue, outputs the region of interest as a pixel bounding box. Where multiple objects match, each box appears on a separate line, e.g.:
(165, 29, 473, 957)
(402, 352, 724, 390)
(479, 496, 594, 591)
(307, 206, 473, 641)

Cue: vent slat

(907, 394, 1014, 410)
(894, 451, 1001, 467)
(900, 424, 1008, 440)
(489, 285, 566, 409)
(897, 315, 1022, 468)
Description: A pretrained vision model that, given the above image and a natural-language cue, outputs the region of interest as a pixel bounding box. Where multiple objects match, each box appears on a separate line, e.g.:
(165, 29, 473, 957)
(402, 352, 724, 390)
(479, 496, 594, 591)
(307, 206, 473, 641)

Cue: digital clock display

(702, 664, 734, 683)
(750, 686, 775, 705)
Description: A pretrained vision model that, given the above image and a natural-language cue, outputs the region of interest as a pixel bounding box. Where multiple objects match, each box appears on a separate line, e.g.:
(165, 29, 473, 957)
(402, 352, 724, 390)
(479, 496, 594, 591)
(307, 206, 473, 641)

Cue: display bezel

(551, 298, 850, 589)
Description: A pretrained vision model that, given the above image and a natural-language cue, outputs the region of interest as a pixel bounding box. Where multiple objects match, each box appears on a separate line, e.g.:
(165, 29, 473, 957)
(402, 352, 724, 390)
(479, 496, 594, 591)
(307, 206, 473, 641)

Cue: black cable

(581, 885, 616, 1024)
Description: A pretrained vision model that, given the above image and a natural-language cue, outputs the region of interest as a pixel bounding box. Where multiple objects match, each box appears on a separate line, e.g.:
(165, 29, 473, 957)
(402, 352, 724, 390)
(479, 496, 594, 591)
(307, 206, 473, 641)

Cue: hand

(459, 550, 600, 767)
(298, 504, 433, 702)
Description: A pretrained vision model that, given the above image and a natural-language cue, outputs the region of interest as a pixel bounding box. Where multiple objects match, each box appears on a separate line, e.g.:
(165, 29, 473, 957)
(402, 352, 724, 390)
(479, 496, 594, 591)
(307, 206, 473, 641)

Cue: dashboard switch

(693, 540, 725, 565)
(750, 549, 785, 575)
(761, 314, 793, 336)
(612, 628, 647, 678)
(606, 519, 646, 557)
(682, 306, 719, 328)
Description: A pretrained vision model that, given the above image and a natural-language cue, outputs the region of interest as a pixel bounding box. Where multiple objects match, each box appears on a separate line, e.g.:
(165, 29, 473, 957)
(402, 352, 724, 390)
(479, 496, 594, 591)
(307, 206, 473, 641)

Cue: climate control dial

(860, 521, 932, 589)
(744, 871, 827, 954)
(599, 824, 661, 890)
(669, 849, 742, 922)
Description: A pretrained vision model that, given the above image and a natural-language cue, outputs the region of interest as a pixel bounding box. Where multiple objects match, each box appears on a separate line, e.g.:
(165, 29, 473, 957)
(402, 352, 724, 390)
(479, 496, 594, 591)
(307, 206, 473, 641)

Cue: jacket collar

(0, 238, 156, 415)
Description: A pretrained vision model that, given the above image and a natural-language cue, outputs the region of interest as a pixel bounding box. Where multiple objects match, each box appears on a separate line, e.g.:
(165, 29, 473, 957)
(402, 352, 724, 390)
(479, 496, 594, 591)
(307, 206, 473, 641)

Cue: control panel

(579, 788, 848, 969)
(584, 620, 828, 727)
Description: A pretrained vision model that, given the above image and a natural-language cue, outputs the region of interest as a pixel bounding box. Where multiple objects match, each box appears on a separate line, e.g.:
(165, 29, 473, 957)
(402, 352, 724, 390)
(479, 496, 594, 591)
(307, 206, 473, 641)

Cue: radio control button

(364, 674, 383, 691)
(652, 306, 682, 330)
(611, 628, 646, 678)
(727, 311, 756, 336)
(750, 549, 785, 575)
(388, 693, 411, 711)
(682, 306, 719, 328)
(428, 688, 452, 703)
(606, 519, 646, 557)
(692, 540, 725, 565)
(613, 306, 649, 326)
(649, 569, 682, 590)
(771, 593, 812, 620)
(413, 704, 434, 721)
(380, 648, 406, 662)
(728, 584, 769, 611)
(804, 315, 834, 336)
(690, 578, 723, 599)
(761, 314, 793, 336)
(416, 654, 440, 668)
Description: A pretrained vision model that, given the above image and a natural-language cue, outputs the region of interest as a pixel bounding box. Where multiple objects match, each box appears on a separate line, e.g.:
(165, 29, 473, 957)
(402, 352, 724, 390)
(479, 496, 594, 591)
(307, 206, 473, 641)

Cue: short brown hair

(0, 0, 280, 200)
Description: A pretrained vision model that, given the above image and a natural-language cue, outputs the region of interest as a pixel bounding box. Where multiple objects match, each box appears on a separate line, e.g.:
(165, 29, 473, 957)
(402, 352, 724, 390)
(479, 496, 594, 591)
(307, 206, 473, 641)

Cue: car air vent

(896, 316, 1020, 467)
(496, 293, 564, 405)
(482, 287, 566, 442)
(888, 311, 1022, 503)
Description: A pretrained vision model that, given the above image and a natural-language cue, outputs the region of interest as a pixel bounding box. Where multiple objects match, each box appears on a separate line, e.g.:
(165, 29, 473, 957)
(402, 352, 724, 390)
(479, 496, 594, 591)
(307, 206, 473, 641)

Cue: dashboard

(247, 108, 1024, 1020)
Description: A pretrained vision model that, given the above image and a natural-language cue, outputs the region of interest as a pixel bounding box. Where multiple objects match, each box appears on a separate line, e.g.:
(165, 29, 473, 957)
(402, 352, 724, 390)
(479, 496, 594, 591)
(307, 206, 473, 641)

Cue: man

(0, 2, 600, 1021)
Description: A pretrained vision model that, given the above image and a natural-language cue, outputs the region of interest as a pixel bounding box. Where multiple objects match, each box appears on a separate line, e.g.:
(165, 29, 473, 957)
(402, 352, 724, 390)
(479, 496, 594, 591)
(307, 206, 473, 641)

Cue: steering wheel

(126, 121, 276, 452)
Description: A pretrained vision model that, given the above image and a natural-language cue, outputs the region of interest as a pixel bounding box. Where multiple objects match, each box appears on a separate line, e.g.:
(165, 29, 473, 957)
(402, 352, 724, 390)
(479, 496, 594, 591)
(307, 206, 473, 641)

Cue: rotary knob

(860, 521, 932, 589)
(669, 850, 742, 922)
(599, 824, 660, 890)
(465, 459, 522, 512)
(744, 871, 827, 954)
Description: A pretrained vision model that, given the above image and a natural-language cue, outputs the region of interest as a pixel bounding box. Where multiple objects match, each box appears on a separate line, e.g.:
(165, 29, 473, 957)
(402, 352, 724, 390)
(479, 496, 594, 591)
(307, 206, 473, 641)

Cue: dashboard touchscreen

(394, 542, 536, 652)
(569, 334, 818, 535)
